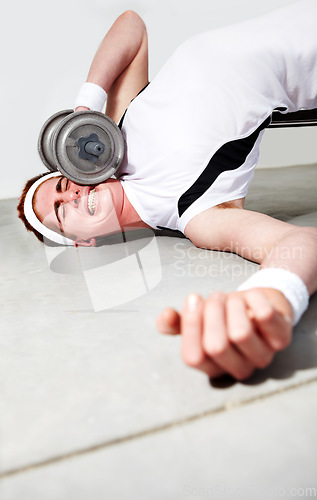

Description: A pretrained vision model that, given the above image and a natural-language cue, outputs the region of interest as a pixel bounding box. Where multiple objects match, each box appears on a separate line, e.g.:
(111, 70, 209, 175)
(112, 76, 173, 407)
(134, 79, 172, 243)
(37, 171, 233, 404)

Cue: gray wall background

(2, 0, 316, 200)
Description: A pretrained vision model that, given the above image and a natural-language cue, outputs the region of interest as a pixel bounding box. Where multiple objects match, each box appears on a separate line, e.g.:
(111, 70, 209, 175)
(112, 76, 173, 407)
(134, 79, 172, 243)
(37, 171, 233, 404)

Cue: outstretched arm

(76, 10, 149, 123)
(185, 207, 317, 296)
(157, 207, 317, 380)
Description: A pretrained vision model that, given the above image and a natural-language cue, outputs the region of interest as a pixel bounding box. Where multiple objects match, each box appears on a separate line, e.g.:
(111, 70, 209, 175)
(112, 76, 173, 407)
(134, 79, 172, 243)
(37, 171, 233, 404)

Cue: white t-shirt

(116, 0, 317, 234)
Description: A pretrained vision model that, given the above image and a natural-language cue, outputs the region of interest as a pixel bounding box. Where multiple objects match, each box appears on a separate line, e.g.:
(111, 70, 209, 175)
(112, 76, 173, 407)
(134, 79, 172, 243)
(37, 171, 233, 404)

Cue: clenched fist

(156, 288, 293, 380)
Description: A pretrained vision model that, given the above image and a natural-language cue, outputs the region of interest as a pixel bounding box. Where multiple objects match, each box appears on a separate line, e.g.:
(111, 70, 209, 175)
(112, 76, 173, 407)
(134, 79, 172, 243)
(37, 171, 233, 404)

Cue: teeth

(88, 189, 96, 215)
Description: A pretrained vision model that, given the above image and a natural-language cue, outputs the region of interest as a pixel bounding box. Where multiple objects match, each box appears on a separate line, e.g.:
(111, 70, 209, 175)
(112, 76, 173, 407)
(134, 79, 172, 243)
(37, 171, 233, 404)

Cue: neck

(108, 179, 150, 231)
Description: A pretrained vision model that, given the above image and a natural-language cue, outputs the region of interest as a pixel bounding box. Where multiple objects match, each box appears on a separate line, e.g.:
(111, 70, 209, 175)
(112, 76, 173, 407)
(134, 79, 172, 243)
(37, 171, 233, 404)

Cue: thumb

(156, 308, 181, 335)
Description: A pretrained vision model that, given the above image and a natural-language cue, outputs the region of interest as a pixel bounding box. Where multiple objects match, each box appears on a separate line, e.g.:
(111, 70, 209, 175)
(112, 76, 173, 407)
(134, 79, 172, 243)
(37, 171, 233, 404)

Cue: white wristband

(237, 268, 309, 325)
(74, 82, 107, 112)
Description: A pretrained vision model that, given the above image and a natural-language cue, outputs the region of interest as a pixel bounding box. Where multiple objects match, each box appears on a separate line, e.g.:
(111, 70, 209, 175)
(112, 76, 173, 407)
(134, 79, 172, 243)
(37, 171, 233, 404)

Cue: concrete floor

(0, 164, 317, 499)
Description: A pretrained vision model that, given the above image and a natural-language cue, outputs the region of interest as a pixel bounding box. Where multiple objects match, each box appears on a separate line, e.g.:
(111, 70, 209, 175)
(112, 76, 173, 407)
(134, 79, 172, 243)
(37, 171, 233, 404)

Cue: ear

(74, 237, 96, 248)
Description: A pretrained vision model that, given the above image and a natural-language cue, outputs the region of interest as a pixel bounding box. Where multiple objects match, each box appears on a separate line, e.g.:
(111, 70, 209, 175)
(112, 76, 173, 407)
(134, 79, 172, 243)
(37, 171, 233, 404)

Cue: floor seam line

(1, 375, 317, 480)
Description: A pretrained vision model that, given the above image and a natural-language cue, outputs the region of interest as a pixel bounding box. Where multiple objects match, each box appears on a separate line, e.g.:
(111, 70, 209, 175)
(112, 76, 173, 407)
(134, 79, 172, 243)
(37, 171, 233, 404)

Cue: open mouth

(88, 188, 96, 215)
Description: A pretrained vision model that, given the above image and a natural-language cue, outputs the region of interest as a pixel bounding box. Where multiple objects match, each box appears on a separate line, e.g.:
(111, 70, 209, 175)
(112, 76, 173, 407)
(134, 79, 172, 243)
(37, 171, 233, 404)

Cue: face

(34, 176, 123, 242)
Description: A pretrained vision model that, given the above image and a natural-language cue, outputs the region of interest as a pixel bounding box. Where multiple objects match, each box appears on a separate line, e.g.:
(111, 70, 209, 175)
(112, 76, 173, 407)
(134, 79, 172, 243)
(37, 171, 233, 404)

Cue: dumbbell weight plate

(53, 111, 125, 185)
(38, 109, 73, 172)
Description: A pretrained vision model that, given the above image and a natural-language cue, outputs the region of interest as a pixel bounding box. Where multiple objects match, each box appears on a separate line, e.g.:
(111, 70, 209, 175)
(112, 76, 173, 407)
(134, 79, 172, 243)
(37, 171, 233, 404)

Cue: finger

(202, 292, 255, 380)
(243, 290, 292, 351)
(226, 294, 274, 369)
(156, 308, 181, 335)
(181, 294, 225, 378)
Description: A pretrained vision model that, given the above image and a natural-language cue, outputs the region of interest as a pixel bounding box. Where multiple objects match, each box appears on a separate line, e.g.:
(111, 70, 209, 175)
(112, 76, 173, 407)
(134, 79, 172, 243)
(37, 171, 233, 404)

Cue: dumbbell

(38, 109, 125, 185)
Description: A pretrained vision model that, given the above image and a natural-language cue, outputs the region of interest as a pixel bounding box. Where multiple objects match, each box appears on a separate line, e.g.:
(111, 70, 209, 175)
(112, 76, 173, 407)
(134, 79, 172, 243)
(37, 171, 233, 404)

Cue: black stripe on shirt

(118, 110, 127, 130)
(177, 116, 271, 217)
(118, 82, 150, 130)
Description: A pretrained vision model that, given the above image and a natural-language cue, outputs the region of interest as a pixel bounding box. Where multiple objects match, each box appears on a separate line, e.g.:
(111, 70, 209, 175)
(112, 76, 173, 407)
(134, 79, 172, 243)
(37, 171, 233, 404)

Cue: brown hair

(17, 172, 52, 244)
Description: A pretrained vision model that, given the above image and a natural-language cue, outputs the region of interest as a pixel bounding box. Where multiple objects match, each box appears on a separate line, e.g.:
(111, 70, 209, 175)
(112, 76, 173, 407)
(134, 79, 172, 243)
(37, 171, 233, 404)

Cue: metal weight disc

(38, 109, 73, 171)
(52, 111, 125, 185)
